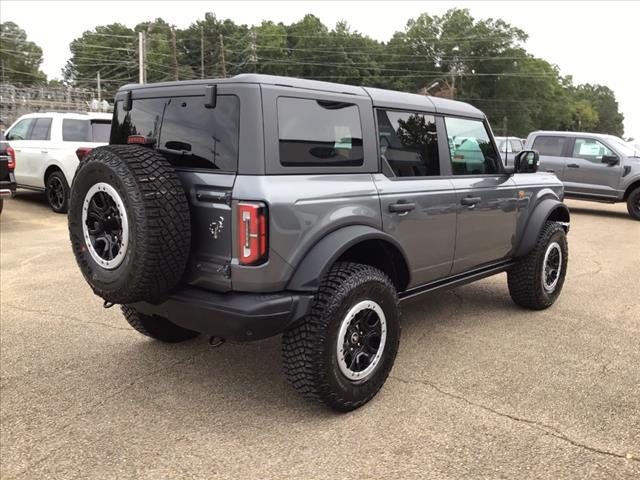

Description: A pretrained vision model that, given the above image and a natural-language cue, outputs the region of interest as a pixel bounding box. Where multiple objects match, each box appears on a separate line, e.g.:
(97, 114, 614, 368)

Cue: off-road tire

(626, 186, 640, 220)
(121, 306, 199, 343)
(0, 198, 3, 214)
(46, 170, 70, 213)
(68, 145, 190, 304)
(508, 221, 568, 310)
(282, 262, 401, 412)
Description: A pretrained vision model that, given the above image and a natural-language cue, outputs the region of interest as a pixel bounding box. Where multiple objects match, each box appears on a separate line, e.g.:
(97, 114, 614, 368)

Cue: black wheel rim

(337, 300, 387, 380)
(47, 176, 65, 209)
(82, 182, 129, 269)
(543, 242, 562, 292)
(86, 191, 123, 261)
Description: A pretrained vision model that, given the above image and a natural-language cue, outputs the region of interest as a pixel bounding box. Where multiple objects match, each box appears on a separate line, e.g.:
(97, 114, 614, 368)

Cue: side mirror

(601, 155, 619, 166)
(514, 150, 540, 173)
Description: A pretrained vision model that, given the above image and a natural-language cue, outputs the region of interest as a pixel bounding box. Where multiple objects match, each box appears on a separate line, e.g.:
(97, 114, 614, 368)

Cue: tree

(571, 84, 624, 136)
(0, 21, 46, 84)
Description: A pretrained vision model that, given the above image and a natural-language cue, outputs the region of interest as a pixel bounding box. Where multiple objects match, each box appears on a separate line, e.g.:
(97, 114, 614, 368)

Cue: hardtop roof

(118, 73, 485, 119)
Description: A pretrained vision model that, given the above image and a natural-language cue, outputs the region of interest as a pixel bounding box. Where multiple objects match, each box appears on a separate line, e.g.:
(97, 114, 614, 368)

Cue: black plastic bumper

(130, 287, 314, 342)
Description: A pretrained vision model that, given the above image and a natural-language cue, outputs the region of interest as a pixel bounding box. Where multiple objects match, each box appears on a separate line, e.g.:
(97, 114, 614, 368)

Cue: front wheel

(627, 186, 640, 220)
(46, 170, 69, 213)
(508, 221, 568, 310)
(282, 262, 401, 412)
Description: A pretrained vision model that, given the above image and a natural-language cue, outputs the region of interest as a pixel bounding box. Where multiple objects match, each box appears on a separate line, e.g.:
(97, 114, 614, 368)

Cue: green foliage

(0, 21, 46, 84)
(3, 11, 627, 136)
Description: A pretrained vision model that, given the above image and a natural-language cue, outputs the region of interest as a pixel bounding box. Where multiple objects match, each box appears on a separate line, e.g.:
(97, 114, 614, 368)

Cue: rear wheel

(282, 262, 401, 412)
(121, 306, 199, 343)
(46, 170, 69, 213)
(508, 221, 568, 310)
(626, 186, 640, 220)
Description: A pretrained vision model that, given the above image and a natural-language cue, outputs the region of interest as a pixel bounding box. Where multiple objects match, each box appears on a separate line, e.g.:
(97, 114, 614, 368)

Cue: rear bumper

(130, 287, 314, 342)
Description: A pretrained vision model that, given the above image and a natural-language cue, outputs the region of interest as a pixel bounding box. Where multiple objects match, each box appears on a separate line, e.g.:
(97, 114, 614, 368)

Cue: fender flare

(286, 225, 410, 292)
(514, 198, 570, 257)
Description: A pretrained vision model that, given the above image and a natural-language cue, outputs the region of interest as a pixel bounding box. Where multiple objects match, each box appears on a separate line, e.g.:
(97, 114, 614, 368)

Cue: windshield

(605, 135, 638, 157)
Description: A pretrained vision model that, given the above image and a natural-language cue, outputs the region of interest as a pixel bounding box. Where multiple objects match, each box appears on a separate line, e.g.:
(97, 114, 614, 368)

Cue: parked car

(0, 139, 17, 214)
(68, 74, 570, 411)
(495, 136, 524, 166)
(4, 111, 112, 212)
(526, 131, 640, 219)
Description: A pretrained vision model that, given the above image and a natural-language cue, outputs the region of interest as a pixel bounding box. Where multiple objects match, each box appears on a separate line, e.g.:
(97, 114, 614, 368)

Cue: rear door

(445, 116, 518, 274)
(111, 84, 242, 291)
(531, 135, 570, 180)
(563, 137, 622, 198)
(374, 110, 457, 286)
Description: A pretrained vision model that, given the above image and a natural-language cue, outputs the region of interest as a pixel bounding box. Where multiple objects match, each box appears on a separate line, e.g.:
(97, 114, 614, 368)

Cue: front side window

(159, 95, 240, 171)
(532, 135, 567, 157)
(277, 97, 363, 167)
(445, 117, 498, 175)
(377, 110, 439, 177)
(572, 138, 616, 162)
(6, 118, 34, 141)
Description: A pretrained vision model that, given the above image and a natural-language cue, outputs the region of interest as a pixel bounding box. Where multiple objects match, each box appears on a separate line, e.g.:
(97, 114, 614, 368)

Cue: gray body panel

(113, 75, 569, 303)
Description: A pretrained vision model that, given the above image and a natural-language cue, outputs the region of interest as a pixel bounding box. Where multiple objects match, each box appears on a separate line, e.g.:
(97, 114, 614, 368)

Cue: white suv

(4, 112, 111, 212)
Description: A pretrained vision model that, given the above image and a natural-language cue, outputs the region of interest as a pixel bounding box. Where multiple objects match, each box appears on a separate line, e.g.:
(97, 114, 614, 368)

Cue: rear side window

(532, 136, 567, 157)
(63, 119, 112, 142)
(377, 109, 439, 177)
(110, 96, 239, 171)
(30, 118, 52, 140)
(277, 97, 363, 167)
(445, 117, 498, 175)
(159, 96, 239, 171)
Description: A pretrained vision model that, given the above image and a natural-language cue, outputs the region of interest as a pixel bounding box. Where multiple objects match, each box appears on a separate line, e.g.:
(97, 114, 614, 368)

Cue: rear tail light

(76, 147, 93, 162)
(6, 146, 16, 169)
(237, 202, 268, 265)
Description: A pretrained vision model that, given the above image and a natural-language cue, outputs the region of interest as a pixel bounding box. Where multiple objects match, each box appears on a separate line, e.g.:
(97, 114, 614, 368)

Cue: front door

(563, 137, 622, 199)
(374, 109, 457, 287)
(444, 116, 518, 274)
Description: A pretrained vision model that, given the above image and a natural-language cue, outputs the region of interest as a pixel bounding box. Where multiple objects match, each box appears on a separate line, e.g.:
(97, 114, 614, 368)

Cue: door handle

(545, 169, 555, 173)
(41, 150, 49, 154)
(567, 163, 580, 168)
(388, 201, 416, 214)
(460, 196, 482, 206)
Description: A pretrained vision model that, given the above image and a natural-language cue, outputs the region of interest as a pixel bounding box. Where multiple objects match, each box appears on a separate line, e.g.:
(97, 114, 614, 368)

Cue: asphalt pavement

(1, 192, 639, 479)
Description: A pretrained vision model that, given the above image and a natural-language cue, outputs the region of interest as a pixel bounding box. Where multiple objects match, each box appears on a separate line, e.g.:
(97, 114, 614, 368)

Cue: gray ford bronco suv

(68, 74, 570, 411)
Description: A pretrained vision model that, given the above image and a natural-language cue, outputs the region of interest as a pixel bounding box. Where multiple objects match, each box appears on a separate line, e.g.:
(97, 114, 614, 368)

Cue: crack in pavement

(2, 303, 132, 331)
(4, 350, 210, 480)
(389, 374, 638, 463)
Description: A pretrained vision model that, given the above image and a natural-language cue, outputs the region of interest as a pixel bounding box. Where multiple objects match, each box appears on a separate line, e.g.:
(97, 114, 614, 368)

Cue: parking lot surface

(1, 192, 639, 479)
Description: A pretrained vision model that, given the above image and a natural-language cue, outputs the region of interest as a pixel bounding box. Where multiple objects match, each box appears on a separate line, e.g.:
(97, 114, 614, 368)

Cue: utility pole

(219, 33, 227, 78)
(97, 71, 101, 102)
(249, 30, 257, 73)
(503, 115, 508, 137)
(170, 27, 179, 81)
(138, 31, 146, 84)
(200, 26, 205, 79)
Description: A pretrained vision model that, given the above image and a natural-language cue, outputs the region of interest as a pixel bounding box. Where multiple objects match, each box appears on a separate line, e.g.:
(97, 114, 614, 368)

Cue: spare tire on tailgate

(68, 145, 191, 304)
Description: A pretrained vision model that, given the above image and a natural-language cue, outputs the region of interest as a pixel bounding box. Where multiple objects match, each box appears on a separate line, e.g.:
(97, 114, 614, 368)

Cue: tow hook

(103, 301, 115, 309)
(208, 336, 225, 348)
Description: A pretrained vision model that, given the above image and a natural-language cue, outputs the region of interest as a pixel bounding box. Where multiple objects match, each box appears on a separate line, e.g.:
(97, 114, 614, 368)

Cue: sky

(2, 0, 639, 138)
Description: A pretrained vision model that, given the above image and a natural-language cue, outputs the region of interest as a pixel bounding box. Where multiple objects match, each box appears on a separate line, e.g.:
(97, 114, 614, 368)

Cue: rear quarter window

(532, 136, 567, 157)
(277, 97, 363, 167)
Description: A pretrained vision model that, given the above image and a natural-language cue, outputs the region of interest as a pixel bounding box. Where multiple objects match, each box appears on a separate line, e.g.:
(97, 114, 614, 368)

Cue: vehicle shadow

(10, 190, 51, 209)
(568, 206, 631, 220)
(110, 280, 517, 418)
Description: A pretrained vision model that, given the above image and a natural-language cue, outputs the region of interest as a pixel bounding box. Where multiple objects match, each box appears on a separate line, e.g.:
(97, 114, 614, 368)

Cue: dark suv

(0, 139, 17, 214)
(68, 74, 570, 411)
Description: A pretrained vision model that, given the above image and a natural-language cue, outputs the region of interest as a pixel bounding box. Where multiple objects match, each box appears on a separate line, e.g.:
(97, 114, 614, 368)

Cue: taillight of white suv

(237, 202, 268, 265)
